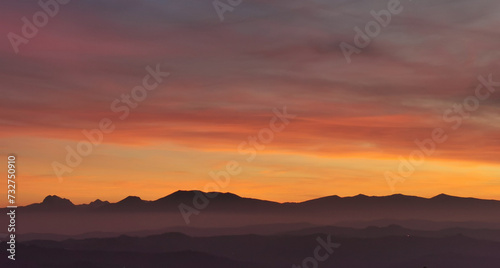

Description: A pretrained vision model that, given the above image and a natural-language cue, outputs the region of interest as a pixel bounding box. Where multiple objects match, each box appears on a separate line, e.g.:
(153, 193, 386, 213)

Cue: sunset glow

(1, 0, 500, 206)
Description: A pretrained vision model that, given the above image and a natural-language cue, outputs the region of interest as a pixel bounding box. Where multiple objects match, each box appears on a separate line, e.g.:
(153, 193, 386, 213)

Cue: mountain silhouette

(22, 195, 75, 211)
(16, 191, 500, 212)
(6, 191, 500, 268)
(6, 191, 500, 235)
(16, 231, 500, 268)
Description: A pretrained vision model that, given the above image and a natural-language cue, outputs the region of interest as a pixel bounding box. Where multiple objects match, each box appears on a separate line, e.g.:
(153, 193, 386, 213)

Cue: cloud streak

(0, 0, 499, 204)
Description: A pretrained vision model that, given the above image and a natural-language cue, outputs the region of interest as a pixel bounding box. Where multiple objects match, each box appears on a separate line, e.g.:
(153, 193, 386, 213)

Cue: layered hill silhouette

(20, 190, 281, 212)
(18, 223, 500, 243)
(9, 231, 500, 268)
(6, 191, 500, 235)
(5, 191, 500, 267)
(16, 191, 500, 214)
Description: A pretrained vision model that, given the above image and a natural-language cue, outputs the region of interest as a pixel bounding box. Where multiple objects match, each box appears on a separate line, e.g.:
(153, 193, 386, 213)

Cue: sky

(1, 0, 500, 206)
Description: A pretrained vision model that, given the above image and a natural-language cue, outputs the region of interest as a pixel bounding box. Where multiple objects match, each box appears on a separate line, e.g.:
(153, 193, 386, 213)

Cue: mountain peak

(42, 195, 74, 207)
(88, 199, 110, 208)
(118, 196, 143, 204)
(155, 190, 202, 202)
(170, 190, 203, 197)
(158, 190, 242, 201)
(431, 193, 456, 199)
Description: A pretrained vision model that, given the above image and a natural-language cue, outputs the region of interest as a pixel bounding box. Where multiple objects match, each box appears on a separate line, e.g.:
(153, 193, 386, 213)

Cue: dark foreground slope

(10, 232, 500, 268)
(5, 191, 500, 235)
(0, 246, 268, 268)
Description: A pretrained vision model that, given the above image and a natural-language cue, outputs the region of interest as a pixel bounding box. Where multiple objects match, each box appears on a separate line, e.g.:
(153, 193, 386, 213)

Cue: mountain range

(6, 191, 500, 235)
(16, 191, 500, 214)
(4, 191, 500, 267)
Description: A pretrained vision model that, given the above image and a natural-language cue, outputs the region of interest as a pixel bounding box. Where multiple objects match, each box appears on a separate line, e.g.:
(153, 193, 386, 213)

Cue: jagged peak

(88, 199, 110, 206)
(42, 195, 74, 206)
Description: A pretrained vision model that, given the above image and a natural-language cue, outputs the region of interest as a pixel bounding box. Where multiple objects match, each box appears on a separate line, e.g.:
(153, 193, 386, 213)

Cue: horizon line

(4, 190, 500, 208)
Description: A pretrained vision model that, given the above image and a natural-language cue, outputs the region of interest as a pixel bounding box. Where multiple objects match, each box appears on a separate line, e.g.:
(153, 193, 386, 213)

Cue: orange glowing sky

(1, 0, 500, 206)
